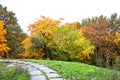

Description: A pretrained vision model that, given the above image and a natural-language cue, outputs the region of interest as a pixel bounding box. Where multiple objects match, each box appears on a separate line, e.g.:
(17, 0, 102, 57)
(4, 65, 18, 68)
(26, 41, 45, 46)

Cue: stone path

(0, 60, 66, 80)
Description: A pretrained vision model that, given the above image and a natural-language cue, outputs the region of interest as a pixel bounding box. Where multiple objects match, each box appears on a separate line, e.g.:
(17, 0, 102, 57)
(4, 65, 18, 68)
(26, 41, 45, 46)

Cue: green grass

(0, 62, 31, 80)
(26, 59, 120, 80)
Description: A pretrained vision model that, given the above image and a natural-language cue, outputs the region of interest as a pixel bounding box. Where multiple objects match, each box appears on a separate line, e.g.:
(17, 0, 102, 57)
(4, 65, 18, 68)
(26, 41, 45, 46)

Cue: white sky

(0, 0, 120, 33)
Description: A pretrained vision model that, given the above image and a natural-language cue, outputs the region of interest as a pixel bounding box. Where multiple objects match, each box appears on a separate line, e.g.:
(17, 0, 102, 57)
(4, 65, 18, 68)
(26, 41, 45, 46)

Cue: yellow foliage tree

(21, 36, 45, 59)
(21, 37, 32, 58)
(29, 16, 61, 42)
(22, 16, 62, 59)
(0, 20, 10, 58)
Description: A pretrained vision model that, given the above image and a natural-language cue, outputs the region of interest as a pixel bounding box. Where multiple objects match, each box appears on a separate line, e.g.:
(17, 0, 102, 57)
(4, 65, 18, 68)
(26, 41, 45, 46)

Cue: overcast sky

(0, 0, 120, 33)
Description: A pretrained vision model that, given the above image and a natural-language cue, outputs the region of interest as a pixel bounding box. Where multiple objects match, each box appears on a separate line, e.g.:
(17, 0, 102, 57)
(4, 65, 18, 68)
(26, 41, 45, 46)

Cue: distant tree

(109, 13, 120, 33)
(80, 17, 98, 27)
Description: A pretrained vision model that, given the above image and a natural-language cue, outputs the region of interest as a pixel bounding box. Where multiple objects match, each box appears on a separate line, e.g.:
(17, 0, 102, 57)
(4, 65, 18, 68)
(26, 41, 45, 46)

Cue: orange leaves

(71, 22, 80, 28)
(28, 16, 61, 43)
(0, 20, 10, 58)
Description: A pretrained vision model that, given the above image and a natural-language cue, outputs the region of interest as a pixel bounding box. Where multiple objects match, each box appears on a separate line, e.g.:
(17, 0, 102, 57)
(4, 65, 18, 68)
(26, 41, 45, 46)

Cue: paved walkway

(0, 60, 66, 80)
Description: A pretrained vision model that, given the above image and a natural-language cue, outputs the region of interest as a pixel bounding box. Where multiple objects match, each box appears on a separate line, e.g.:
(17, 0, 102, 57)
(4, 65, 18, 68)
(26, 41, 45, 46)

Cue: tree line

(0, 5, 120, 67)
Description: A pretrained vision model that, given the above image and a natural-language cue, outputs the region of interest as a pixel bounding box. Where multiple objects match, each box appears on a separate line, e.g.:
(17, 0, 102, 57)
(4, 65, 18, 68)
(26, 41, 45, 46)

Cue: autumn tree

(0, 5, 27, 58)
(22, 16, 62, 59)
(48, 25, 95, 61)
(80, 15, 117, 66)
(21, 35, 45, 59)
(0, 20, 10, 58)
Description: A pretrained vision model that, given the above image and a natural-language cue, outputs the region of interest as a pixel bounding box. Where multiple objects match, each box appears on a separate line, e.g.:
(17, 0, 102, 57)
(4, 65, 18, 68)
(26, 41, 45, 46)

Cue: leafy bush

(0, 62, 30, 80)
(48, 26, 95, 61)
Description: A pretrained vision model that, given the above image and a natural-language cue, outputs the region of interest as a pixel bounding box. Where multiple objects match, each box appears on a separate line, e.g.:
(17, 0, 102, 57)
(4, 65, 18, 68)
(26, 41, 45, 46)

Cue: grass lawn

(0, 62, 31, 80)
(26, 59, 120, 80)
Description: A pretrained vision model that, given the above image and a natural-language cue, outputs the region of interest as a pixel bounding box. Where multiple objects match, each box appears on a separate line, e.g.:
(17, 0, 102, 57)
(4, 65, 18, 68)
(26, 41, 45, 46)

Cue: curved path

(0, 60, 66, 80)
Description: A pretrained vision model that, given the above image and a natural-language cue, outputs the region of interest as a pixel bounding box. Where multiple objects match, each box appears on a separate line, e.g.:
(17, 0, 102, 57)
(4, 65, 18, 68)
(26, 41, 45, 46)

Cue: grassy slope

(26, 59, 120, 80)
